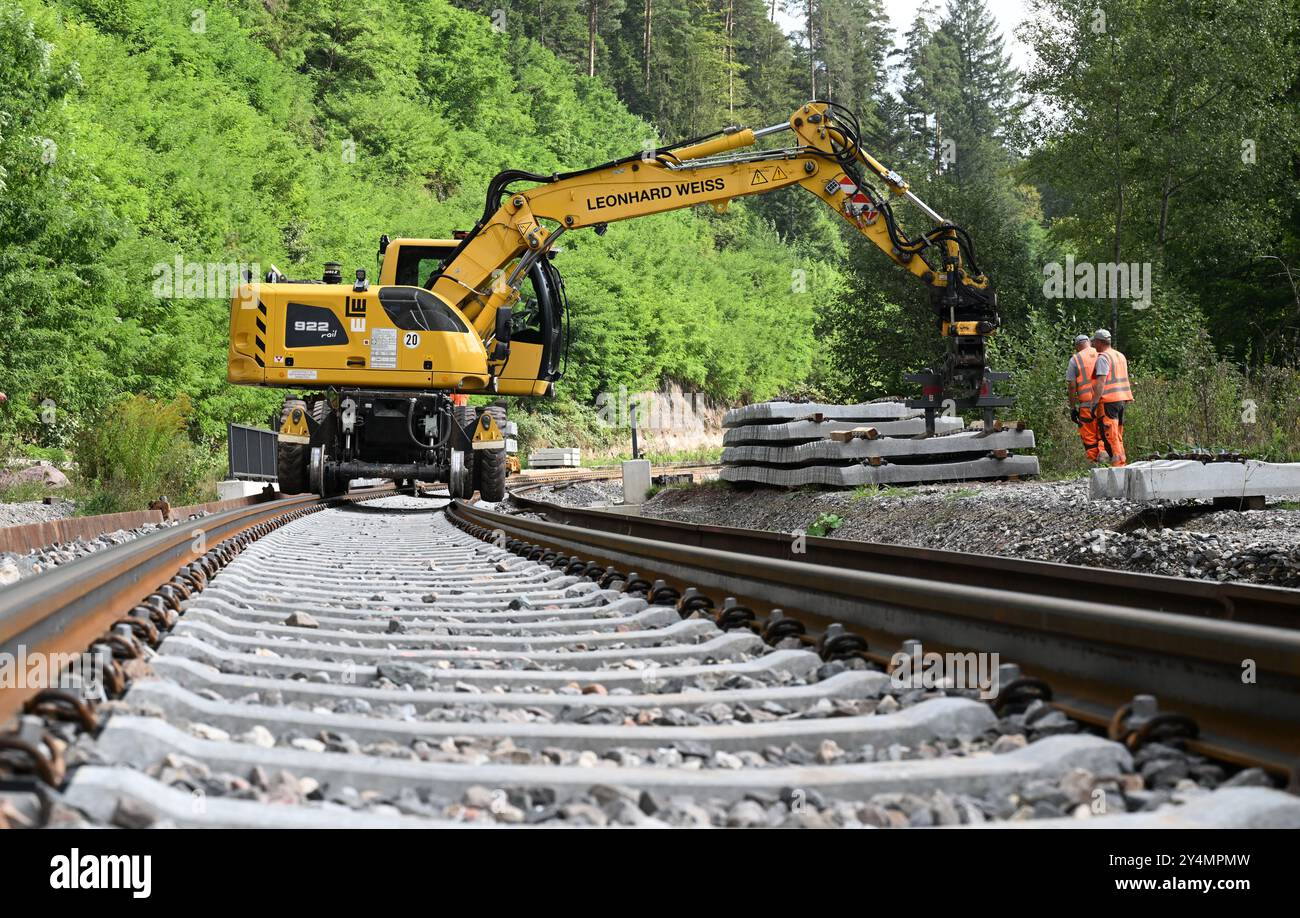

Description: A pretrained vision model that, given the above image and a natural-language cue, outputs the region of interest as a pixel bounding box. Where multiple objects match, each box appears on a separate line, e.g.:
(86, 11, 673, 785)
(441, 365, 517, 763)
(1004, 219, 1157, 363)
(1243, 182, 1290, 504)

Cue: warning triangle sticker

(772, 165, 787, 180)
(750, 170, 769, 185)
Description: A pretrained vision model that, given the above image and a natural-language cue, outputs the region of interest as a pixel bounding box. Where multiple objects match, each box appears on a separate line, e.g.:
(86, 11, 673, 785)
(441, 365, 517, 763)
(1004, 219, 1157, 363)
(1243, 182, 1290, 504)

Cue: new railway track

(1, 479, 1298, 828)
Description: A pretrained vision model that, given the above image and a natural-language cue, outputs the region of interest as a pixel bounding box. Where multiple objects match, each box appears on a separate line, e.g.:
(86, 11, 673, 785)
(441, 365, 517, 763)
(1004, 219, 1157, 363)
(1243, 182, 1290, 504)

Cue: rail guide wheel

(448, 448, 473, 500)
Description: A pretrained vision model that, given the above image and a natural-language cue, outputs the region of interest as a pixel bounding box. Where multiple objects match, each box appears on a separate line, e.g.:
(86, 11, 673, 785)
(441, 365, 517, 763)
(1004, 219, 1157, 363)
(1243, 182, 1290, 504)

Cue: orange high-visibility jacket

(1068, 347, 1099, 404)
(1097, 348, 1133, 403)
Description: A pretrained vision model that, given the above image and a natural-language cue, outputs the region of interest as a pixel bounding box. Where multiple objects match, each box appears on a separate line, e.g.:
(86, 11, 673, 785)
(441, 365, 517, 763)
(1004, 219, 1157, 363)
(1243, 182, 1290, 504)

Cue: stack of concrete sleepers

(527, 447, 581, 469)
(720, 400, 1038, 487)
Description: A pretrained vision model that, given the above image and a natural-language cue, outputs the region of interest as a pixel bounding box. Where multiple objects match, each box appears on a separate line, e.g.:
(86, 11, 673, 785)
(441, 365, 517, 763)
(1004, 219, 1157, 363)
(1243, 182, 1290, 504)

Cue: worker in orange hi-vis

(1087, 328, 1133, 466)
(1065, 333, 1103, 462)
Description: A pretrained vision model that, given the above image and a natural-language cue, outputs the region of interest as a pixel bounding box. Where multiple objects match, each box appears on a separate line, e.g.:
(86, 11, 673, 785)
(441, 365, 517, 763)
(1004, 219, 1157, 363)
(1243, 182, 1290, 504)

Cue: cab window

(393, 245, 454, 287)
(511, 274, 545, 344)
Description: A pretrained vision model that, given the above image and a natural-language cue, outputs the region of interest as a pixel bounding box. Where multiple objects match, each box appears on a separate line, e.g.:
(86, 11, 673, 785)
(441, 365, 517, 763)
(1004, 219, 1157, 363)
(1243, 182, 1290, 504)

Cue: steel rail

(507, 485, 1300, 629)
(0, 487, 391, 725)
(449, 498, 1300, 776)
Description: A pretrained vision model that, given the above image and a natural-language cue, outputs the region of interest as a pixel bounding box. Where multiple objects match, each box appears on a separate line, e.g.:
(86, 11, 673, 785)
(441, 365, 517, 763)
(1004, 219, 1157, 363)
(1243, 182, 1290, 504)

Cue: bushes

(507, 397, 622, 461)
(1000, 321, 1300, 474)
(73, 394, 217, 514)
(1125, 361, 1300, 462)
(994, 313, 1089, 475)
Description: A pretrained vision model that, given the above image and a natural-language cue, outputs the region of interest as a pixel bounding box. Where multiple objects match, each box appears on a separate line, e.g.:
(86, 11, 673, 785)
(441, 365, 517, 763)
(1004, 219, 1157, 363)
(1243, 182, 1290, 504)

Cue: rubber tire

(475, 406, 508, 502)
(276, 399, 309, 494)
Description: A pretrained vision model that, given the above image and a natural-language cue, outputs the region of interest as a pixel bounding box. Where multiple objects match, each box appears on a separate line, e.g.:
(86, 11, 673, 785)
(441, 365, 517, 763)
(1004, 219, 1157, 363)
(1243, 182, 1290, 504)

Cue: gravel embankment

(0, 515, 208, 586)
(518, 478, 1300, 587)
(0, 498, 76, 528)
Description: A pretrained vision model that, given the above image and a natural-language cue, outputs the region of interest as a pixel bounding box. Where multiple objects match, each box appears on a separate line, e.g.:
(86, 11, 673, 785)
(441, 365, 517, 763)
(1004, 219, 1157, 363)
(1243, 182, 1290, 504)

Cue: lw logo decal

(346, 297, 366, 331)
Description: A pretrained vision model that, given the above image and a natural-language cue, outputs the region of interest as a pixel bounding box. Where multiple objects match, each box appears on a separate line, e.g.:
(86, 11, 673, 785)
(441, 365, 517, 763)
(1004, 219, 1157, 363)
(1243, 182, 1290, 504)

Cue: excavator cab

(381, 239, 566, 397)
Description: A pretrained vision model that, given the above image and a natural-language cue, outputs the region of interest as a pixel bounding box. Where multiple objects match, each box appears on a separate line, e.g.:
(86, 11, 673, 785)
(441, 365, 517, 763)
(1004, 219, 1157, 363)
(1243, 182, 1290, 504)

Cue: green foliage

(807, 511, 843, 536)
(1021, 0, 1300, 364)
(818, 0, 1044, 401)
(0, 0, 828, 460)
(640, 445, 722, 465)
(1124, 351, 1300, 463)
(15, 444, 71, 463)
(1, 0, 1296, 482)
(0, 479, 55, 503)
(510, 397, 622, 461)
(72, 394, 215, 513)
(998, 316, 1300, 472)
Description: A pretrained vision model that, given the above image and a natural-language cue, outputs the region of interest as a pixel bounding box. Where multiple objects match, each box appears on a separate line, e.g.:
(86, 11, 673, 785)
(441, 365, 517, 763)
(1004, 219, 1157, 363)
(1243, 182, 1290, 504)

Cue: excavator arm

(428, 101, 1004, 418)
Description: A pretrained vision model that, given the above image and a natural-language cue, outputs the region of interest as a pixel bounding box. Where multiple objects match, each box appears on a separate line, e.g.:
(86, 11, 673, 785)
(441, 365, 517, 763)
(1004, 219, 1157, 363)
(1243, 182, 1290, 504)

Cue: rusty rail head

(0, 487, 391, 727)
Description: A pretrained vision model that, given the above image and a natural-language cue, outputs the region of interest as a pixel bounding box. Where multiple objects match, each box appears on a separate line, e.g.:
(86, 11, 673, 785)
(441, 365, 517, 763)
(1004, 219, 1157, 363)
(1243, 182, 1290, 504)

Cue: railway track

(1, 488, 1298, 828)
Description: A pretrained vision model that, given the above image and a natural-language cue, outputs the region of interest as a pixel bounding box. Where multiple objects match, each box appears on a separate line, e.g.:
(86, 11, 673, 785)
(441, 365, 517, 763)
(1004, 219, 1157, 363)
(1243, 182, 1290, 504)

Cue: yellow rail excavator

(228, 101, 1007, 499)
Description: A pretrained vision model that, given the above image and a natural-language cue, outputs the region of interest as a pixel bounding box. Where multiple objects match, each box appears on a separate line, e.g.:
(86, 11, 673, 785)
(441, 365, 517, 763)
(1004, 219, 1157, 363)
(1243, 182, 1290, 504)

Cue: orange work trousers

(1097, 402, 1128, 466)
(1077, 407, 1103, 462)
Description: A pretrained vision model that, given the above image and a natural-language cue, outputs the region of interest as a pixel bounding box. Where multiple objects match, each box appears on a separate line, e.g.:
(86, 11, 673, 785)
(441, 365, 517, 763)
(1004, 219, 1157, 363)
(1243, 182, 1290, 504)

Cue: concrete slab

(723, 415, 964, 446)
(724, 400, 919, 427)
(621, 459, 652, 505)
(1089, 459, 1300, 502)
(90, 717, 1129, 804)
(722, 429, 1034, 466)
(1088, 465, 1128, 500)
(721, 454, 1039, 488)
(64, 766, 471, 828)
(528, 447, 581, 468)
(217, 480, 271, 500)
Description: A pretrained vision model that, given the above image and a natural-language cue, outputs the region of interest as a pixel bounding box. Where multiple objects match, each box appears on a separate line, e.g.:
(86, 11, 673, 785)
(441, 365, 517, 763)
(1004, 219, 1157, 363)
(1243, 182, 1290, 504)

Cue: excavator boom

(433, 101, 1001, 412)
